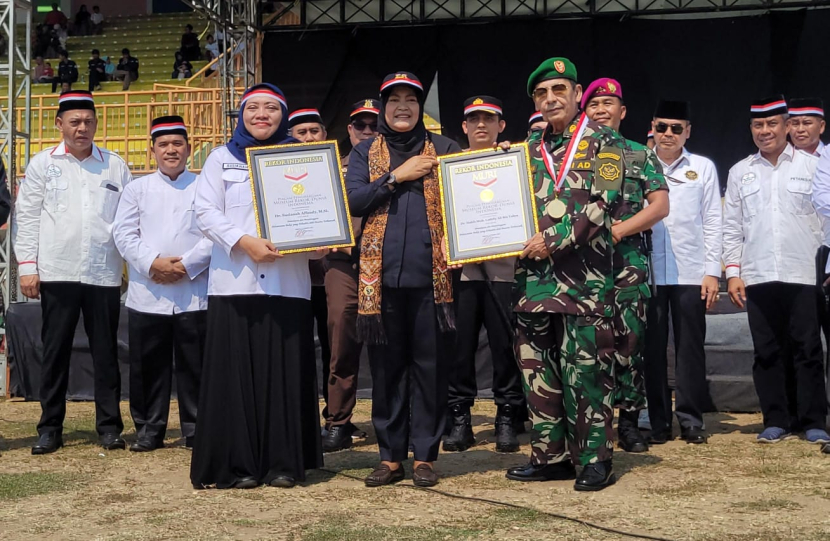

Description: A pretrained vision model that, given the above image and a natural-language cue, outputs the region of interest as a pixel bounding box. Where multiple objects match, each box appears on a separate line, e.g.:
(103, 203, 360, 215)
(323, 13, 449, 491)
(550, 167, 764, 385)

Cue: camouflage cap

(527, 57, 577, 97)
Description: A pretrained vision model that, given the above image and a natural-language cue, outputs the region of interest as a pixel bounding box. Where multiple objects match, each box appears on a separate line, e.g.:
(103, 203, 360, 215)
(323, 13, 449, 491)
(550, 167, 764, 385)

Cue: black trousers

(311, 285, 331, 408)
(644, 285, 708, 435)
(369, 287, 450, 462)
(128, 309, 206, 442)
(38, 282, 122, 436)
(88, 69, 104, 91)
(745, 282, 827, 431)
(449, 280, 525, 411)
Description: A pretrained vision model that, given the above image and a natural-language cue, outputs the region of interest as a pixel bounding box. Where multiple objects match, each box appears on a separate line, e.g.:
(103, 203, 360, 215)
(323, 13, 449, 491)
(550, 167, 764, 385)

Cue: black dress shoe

(129, 439, 164, 452)
(680, 427, 708, 445)
(649, 431, 671, 444)
(574, 460, 616, 492)
(617, 410, 649, 453)
(412, 464, 439, 487)
(100, 433, 126, 450)
(323, 425, 354, 453)
(364, 464, 405, 487)
(269, 475, 296, 488)
(505, 461, 576, 482)
(31, 432, 63, 455)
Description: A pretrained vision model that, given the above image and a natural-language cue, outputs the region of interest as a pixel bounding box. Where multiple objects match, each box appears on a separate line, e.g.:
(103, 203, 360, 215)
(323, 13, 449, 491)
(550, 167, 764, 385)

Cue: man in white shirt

(724, 96, 829, 445)
(646, 100, 722, 445)
(13, 90, 133, 454)
(113, 116, 211, 452)
(788, 98, 825, 157)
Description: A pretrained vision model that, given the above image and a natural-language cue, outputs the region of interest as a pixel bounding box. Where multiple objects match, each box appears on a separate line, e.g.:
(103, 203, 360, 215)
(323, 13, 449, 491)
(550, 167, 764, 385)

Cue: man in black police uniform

(444, 95, 527, 453)
(88, 49, 106, 92)
(288, 107, 334, 433)
(322, 99, 380, 452)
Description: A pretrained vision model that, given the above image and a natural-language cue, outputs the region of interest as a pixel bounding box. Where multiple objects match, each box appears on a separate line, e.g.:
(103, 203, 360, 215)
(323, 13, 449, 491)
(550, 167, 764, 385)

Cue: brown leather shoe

(412, 464, 439, 487)
(364, 464, 405, 487)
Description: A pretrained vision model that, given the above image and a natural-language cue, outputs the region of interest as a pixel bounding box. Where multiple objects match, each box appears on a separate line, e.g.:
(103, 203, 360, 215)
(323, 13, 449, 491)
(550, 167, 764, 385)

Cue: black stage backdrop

(263, 10, 830, 187)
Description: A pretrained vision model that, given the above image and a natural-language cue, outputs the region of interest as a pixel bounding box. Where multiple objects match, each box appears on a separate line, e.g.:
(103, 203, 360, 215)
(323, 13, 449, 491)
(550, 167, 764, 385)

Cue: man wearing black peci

(444, 95, 527, 454)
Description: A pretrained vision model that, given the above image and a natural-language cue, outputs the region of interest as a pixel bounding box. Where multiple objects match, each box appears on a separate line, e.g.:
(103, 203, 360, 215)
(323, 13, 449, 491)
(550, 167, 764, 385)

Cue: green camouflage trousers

(612, 285, 648, 412)
(516, 312, 616, 466)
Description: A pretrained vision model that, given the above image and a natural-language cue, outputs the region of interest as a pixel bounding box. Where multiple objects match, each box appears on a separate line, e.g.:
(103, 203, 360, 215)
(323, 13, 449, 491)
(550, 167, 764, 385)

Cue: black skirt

(190, 295, 323, 488)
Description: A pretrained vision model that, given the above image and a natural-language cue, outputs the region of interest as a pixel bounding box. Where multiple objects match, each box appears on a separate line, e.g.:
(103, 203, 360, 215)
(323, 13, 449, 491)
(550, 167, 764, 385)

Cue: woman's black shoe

(230, 477, 259, 489)
(269, 475, 296, 488)
(574, 461, 616, 491)
(364, 464, 405, 487)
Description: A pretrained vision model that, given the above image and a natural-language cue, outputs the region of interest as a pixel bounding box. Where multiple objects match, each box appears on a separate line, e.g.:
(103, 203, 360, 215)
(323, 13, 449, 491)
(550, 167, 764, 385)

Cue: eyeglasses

(654, 122, 685, 135)
(352, 120, 378, 132)
(532, 84, 570, 101)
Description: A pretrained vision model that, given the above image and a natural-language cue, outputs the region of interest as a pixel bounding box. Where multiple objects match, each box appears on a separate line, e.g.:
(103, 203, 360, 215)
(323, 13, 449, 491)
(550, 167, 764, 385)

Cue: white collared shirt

(811, 143, 830, 272)
(113, 170, 212, 314)
(723, 143, 821, 287)
(194, 145, 313, 298)
(13, 142, 132, 286)
(651, 148, 723, 286)
(799, 140, 826, 157)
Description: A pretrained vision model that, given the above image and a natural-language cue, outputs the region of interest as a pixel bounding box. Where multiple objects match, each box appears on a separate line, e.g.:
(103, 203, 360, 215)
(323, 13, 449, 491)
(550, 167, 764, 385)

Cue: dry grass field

(1, 399, 829, 540)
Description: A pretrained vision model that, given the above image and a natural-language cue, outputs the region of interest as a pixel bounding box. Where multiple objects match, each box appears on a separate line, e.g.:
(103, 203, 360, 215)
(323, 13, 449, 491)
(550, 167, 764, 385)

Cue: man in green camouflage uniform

(582, 78, 669, 453)
(505, 58, 627, 491)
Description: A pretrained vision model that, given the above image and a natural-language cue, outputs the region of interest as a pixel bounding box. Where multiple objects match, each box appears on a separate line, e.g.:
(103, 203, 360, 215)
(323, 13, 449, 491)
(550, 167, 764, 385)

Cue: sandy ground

(1, 399, 829, 541)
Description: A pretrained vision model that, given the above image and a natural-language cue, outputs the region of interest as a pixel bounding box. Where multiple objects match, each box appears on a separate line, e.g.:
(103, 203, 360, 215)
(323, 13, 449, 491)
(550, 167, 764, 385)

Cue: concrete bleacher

(25, 11, 210, 101)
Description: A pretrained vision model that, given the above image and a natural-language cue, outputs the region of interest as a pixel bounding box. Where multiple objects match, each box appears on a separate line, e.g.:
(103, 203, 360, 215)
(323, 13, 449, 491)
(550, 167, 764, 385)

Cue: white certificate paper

(449, 155, 530, 255)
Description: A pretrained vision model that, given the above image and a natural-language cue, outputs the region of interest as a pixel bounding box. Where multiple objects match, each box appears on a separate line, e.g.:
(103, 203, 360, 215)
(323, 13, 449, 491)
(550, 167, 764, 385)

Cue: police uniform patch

(685, 170, 698, 181)
(578, 140, 589, 151)
(741, 172, 756, 185)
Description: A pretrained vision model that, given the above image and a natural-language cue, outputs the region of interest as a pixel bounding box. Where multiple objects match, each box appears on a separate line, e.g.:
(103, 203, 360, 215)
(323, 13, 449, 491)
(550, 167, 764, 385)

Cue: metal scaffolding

(0, 0, 32, 395)
(181, 0, 260, 133)
(262, 0, 830, 28)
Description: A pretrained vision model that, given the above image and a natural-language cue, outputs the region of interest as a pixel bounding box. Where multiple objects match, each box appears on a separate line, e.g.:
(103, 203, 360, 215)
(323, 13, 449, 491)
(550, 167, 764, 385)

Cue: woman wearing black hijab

(346, 72, 461, 487)
(191, 83, 324, 489)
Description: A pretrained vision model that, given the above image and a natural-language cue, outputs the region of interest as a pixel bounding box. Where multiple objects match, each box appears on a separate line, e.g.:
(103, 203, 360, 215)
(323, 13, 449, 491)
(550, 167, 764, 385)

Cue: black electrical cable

(320, 467, 676, 541)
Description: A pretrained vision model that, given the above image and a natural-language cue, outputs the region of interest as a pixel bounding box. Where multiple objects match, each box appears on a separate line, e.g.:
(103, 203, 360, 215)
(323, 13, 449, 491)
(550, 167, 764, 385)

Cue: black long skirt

(190, 295, 323, 488)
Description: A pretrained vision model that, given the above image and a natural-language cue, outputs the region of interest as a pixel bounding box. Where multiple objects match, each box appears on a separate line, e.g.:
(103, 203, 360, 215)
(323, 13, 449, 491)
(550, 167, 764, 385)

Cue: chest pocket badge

(595, 149, 624, 191)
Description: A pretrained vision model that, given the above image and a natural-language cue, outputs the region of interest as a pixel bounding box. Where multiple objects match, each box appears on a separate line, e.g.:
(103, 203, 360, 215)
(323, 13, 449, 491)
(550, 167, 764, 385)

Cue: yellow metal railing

(1, 86, 230, 177)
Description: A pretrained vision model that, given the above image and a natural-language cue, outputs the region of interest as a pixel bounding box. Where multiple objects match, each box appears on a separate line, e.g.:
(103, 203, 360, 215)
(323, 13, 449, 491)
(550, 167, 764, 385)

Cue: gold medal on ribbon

(548, 198, 567, 219)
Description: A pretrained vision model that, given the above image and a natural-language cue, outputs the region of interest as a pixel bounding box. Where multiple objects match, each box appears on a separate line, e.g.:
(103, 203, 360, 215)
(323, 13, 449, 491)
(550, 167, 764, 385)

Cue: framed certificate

(246, 141, 355, 254)
(438, 144, 538, 265)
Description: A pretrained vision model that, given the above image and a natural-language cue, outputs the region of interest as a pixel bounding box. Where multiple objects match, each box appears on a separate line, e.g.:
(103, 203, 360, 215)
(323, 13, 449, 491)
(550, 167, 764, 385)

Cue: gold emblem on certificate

(437, 144, 539, 265)
(246, 141, 355, 254)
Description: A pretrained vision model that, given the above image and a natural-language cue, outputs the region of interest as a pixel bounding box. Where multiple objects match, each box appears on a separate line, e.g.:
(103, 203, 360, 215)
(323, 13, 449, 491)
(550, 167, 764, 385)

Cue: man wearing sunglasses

(724, 96, 828, 445)
(581, 78, 669, 454)
(646, 100, 722, 446)
(787, 98, 825, 157)
(321, 99, 380, 452)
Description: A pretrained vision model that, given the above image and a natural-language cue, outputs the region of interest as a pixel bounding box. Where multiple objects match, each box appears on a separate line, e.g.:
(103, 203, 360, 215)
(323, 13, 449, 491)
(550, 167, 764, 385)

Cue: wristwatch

(387, 172, 398, 185)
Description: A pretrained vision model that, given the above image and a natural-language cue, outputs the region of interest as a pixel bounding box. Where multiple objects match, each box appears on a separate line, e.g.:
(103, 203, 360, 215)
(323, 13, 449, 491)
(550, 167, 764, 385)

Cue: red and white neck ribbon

(539, 113, 589, 194)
